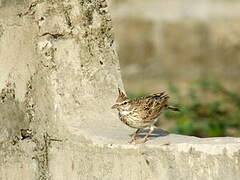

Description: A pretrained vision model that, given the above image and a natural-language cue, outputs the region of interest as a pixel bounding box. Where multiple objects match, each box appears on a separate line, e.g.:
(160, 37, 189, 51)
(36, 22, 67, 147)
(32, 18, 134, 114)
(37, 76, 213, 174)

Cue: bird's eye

(123, 102, 128, 105)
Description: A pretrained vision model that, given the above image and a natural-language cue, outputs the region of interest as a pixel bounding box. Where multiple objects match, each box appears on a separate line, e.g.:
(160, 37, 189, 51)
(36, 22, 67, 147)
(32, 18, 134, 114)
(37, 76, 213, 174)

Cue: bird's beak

(111, 104, 119, 109)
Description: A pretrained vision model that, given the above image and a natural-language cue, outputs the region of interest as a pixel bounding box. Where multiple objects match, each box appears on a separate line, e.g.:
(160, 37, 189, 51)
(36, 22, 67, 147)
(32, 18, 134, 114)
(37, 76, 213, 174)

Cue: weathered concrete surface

(0, 0, 240, 180)
(49, 134, 240, 180)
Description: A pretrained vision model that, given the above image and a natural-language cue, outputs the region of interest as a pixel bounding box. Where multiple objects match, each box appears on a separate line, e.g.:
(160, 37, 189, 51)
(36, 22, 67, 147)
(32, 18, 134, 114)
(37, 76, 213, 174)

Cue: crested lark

(112, 88, 179, 143)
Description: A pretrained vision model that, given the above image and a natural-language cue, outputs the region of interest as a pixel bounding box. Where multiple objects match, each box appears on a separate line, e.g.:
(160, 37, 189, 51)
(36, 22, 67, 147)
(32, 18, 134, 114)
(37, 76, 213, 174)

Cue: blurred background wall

(109, 0, 240, 137)
(110, 0, 240, 94)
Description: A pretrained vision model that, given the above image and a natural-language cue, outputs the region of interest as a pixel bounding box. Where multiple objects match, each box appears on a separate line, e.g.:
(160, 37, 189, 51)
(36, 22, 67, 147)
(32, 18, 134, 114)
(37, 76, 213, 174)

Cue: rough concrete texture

(0, 0, 240, 180)
(110, 0, 240, 92)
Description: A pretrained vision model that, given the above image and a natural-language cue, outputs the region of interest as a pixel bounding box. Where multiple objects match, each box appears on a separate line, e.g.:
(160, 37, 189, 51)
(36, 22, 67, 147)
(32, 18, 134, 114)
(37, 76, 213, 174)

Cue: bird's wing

(131, 92, 169, 123)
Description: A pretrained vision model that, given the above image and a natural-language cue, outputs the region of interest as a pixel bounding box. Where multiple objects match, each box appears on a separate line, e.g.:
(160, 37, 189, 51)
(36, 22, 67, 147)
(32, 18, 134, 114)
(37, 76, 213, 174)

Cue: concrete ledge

(1, 125, 240, 179)
(48, 127, 240, 180)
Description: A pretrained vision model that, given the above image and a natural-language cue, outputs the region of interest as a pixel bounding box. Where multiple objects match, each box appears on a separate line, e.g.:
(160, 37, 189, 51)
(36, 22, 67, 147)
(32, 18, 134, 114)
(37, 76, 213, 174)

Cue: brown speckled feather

(129, 92, 169, 123)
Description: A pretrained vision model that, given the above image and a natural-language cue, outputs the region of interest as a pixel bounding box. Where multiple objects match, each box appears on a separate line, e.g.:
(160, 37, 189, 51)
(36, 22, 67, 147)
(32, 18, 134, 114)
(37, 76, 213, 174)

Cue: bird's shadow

(130, 128, 170, 139)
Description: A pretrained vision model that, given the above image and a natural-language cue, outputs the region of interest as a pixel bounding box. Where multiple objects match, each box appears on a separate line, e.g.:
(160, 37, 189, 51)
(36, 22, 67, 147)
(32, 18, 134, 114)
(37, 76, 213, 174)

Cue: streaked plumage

(112, 88, 179, 143)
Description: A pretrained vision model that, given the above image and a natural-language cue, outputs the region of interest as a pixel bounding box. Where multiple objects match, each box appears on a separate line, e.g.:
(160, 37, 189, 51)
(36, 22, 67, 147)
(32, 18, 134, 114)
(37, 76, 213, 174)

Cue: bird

(111, 88, 180, 143)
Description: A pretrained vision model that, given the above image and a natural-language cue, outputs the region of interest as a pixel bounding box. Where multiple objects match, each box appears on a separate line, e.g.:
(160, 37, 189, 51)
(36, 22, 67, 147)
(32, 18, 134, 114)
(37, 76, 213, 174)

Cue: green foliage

(128, 79, 240, 137)
(166, 79, 240, 137)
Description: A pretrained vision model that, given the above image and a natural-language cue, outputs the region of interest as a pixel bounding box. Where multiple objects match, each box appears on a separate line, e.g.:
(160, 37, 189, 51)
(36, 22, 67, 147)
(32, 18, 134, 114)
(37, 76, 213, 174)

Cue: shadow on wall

(0, 81, 28, 143)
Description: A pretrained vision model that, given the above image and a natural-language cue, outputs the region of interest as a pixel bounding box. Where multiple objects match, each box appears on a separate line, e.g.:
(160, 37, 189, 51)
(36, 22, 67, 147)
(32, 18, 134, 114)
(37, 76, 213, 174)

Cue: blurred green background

(110, 0, 240, 137)
(128, 79, 240, 137)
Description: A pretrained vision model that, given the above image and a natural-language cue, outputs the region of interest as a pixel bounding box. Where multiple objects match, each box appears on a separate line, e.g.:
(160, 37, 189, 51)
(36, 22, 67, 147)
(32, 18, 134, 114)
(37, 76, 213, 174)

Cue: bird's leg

(129, 129, 141, 143)
(142, 126, 154, 143)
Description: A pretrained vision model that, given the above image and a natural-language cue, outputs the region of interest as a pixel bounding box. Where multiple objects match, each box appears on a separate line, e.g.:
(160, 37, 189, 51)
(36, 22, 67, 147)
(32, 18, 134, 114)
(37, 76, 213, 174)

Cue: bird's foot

(142, 137, 149, 143)
(129, 137, 149, 144)
(128, 137, 137, 144)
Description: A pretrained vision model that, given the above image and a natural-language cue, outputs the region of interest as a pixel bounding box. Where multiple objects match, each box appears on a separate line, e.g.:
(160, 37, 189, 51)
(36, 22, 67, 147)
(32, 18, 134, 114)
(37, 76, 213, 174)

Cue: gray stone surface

(0, 0, 240, 180)
(48, 134, 240, 180)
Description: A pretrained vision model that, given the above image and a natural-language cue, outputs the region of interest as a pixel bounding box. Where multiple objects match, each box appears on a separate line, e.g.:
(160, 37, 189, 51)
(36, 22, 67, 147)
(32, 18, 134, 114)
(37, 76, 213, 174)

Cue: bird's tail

(166, 105, 180, 112)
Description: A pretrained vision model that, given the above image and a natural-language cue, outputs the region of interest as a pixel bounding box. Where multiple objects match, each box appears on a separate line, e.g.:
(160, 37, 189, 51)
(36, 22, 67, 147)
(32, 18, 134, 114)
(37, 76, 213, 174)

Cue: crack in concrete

(40, 32, 65, 39)
(61, 3, 73, 29)
(17, 1, 39, 17)
(32, 133, 63, 180)
(0, 24, 3, 38)
(24, 76, 35, 123)
(32, 133, 50, 180)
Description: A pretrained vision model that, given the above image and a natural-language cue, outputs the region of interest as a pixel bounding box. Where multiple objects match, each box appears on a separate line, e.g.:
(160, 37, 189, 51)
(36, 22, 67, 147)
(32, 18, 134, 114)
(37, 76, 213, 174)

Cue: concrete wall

(110, 0, 240, 93)
(0, 0, 240, 180)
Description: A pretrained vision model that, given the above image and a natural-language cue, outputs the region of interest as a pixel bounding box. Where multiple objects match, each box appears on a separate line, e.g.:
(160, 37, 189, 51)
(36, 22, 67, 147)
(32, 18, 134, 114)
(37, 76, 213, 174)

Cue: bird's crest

(116, 88, 128, 103)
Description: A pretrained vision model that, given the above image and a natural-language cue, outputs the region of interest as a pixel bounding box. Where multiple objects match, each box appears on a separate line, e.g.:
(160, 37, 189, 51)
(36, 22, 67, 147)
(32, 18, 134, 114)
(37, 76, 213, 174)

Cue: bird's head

(111, 88, 130, 110)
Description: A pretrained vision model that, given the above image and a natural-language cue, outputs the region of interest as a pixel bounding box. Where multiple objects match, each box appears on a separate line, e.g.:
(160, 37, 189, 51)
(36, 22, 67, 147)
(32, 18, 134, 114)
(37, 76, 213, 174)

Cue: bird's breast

(118, 110, 149, 129)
